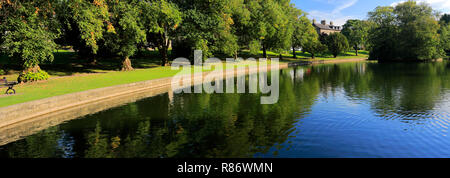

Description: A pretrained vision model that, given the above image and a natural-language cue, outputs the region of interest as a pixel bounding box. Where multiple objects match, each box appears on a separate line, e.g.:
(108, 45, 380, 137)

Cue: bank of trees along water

(366, 1, 449, 61)
(0, 1, 309, 78)
(1, 0, 450, 82)
(0, 0, 352, 82)
(341, 20, 371, 56)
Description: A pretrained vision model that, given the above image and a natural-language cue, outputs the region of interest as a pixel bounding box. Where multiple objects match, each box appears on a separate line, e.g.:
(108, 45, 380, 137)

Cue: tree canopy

(341, 19, 370, 56)
(367, 1, 444, 61)
(2, 0, 450, 83)
(440, 24, 450, 53)
(325, 33, 349, 58)
(290, 8, 317, 58)
(0, 1, 59, 70)
(101, 0, 146, 71)
(141, 0, 182, 66)
(440, 14, 450, 25)
(56, 0, 108, 59)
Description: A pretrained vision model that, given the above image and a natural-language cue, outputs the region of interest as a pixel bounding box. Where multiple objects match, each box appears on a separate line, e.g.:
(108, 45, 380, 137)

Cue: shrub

(303, 41, 327, 59)
(18, 70, 50, 83)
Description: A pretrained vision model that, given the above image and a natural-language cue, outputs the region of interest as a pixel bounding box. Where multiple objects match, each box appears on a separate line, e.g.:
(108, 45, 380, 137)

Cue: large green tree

(55, 0, 109, 64)
(292, 16, 318, 58)
(303, 40, 327, 59)
(440, 24, 450, 53)
(367, 1, 443, 61)
(440, 14, 450, 25)
(325, 33, 349, 58)
(141, 0, 181, 66)
(395, 1, 442, 60)
(171, 0, 244, 61)
(246, 0, 293, 58)
(229, 0, 251, 58)
(289, 7, 309, 58)
(0, 0, 59, 81)
(367, 6, 398, 61)
(341, 19, 370, 56)
(101, 0, 146, 71)
(439, 14, 450, 54)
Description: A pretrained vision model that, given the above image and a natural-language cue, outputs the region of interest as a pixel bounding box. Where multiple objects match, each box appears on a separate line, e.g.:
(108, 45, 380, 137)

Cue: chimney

(312, 19, 316, 24)
(321, 20, 326, 25)
(330, 21, 334, 26)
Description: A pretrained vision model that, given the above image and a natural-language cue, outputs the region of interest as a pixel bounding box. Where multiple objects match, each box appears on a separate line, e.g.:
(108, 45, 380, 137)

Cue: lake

(1, 61, 449, 158)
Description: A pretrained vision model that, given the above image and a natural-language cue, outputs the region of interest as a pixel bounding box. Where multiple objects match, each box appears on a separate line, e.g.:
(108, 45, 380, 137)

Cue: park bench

(0, 77, 18, 94)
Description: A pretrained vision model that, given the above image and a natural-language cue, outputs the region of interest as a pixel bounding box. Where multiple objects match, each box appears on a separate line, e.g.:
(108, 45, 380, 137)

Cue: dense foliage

(441, 24, 450, 54)
(142, 0, 182, 66)
(102, 0, 146, 71)
(341, 19, 370, 56)
(324, 33, 349, 58)
(1, 0, 449, 83)
(302, 40, 326, 59)
(18, 69, 50, 83)
(367, 1, 444, 61)
(55, 0, 109, 65)
(440, 14, 450, 25)
(291, 9, 318, 58)
(0, 1, 59, 71)
(440, 14, 450, 54)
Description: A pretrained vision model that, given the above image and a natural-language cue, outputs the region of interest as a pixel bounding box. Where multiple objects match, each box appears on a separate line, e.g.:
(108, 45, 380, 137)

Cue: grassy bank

(0, 50, 366, 107)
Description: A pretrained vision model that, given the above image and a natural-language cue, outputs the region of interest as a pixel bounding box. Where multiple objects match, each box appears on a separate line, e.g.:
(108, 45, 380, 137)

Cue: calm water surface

(1, 61, 449, 158)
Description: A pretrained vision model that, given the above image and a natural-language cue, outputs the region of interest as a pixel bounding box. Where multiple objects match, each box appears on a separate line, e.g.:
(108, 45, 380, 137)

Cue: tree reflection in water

(1, 61, 449, 158)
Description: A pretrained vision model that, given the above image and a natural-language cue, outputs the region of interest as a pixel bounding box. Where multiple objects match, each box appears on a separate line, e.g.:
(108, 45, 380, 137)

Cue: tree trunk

(121, 56, 133, 71)
(354, 46, 359, 56)
(279, 53, 282, 60)
(159, 47, 169, 66)
(311, 53, 315, 59)
(292, 46, 296, 58)
(160, 31, 170, 66)
(23, 65, 41, 73)
(89, 55, 97, 65)
(262, 44, 267, 58)
(18, 65, 42, 83)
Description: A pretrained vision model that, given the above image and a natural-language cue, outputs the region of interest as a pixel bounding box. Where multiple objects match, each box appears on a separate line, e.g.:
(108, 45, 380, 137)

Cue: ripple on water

(285, 87, 450, 158)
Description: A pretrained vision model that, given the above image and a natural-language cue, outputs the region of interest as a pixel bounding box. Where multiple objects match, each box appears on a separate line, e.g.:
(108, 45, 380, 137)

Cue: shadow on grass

(1, 50, 163, 77)
(234, 50, 367, 63)
(1, 49, 368, 78)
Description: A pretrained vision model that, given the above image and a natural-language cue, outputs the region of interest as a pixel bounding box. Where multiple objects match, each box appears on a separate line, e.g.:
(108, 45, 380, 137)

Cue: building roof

(313, 23, 341, 31)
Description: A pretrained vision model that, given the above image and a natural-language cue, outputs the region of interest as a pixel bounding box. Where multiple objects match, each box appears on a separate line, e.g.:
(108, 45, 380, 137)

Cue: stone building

(312, 19, 341, 35)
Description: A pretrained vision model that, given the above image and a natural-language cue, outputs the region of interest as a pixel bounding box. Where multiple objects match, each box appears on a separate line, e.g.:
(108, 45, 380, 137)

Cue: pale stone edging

(0, 84, 173, 146)
(0, 77, 174, 129)
(311, 57, 367, 64)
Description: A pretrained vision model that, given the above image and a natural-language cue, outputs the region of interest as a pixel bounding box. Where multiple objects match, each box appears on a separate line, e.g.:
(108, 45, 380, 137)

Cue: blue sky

(292, 0, 450, 26)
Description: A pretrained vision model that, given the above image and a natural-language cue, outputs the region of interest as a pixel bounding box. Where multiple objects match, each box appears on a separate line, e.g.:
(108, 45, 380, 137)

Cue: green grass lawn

(0, 67, 180, 107)
(297, 50, 369, 61)
(0, 49, 366, 107)
(238, 49, 368, 62)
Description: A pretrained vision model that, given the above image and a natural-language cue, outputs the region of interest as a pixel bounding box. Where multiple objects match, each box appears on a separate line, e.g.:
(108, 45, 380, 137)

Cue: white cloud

(332, 0, 359, 14)
(307, 0, 359, 26)
(391, 0, 450, 13)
